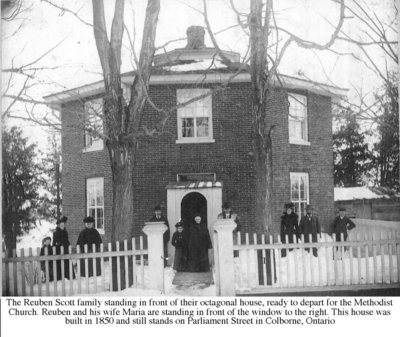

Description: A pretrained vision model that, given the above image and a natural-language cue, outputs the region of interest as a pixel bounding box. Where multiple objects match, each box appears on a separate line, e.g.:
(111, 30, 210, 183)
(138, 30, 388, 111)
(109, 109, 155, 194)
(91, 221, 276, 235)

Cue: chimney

(186, 26, 206, 49)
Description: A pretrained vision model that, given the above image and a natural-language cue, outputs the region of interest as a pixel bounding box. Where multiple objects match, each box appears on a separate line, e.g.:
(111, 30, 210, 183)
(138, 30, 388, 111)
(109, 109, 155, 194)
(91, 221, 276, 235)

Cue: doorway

(181, 192, 207, 226)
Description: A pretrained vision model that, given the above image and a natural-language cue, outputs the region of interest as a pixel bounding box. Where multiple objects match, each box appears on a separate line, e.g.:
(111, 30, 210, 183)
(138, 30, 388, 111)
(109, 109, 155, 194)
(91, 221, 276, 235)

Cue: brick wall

(61, 81, 334, 243)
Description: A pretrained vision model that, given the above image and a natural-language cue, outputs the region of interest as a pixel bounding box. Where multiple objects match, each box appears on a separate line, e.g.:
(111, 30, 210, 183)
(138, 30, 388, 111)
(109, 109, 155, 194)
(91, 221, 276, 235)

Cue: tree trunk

(253, 129, 274, 234)
(107, 143, 135, 242)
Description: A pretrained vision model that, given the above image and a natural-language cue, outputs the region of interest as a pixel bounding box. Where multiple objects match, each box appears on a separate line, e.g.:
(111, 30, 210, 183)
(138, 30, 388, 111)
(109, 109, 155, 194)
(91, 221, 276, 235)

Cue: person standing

(171, 221, 188, 272)
(53, 216, 74, 279)
(187, 214, 212, 272)
(76, 216, 102, 277)
(218, 201, 241, 257)
(149, 205, 170, 267)
(332, 207, 356, 242)
(280, 203, 299, 257)
(299, 205, 321, 257)
(40, 236, 54, 282)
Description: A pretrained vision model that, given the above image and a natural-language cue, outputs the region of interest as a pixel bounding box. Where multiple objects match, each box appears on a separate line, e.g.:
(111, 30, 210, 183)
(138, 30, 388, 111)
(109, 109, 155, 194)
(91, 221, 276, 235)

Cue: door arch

(181, 192, 207, 226)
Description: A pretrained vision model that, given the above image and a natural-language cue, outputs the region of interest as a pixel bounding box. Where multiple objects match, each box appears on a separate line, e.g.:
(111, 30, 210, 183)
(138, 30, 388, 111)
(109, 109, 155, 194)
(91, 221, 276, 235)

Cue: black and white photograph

(1, 0, 399, 313)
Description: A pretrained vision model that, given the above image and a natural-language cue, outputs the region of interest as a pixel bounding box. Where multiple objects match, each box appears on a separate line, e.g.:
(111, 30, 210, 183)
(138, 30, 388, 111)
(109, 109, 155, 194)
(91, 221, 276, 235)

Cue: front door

(180, 192, 207, 226)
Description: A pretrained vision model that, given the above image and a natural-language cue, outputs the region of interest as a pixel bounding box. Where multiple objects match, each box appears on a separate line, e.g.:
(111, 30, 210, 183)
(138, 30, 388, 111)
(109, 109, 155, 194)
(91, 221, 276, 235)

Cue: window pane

(196, 117, 209, 137)
(182, 118, 194, 137)
(291, 178, 299, 200)
(289, 94, 307, 141)
(96, 208, 104, 229)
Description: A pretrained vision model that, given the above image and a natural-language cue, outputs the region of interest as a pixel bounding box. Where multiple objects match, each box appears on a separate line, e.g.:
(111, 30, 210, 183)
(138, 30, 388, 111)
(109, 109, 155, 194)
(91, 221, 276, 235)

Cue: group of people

(280, 202, 356, 257)
(40, 215, 102, 281)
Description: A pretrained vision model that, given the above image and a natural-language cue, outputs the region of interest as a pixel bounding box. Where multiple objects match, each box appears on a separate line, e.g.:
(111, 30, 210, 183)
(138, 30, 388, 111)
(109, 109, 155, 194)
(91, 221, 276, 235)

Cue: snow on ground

(17, 219, 56, 255)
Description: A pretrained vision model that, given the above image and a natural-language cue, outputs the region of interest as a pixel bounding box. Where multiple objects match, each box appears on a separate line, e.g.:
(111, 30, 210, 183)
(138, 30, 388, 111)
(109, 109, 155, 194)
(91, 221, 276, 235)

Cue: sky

(1, 0, 397, 148)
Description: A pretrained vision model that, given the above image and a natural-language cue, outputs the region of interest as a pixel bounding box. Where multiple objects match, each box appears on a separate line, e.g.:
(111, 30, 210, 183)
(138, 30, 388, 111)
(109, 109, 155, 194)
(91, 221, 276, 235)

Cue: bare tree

(203, 0, 346, 232)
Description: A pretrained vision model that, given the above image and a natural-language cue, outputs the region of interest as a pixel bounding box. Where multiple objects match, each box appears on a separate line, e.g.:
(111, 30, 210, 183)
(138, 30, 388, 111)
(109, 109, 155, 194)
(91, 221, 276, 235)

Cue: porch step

(172, 271, 214, 287)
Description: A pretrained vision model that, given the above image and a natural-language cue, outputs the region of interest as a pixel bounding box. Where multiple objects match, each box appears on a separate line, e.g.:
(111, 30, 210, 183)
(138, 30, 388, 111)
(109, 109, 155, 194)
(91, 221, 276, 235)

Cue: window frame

(86, 177, 105, 234)
(176, 88, 215, 144)
(288, 93, 310, 145)
(290, 172, 310, 217)
(83, 98, 104, 152)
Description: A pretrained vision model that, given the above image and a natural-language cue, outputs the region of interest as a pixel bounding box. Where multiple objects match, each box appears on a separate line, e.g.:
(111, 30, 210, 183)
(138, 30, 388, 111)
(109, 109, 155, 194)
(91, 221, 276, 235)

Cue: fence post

(142, 222, 167, 293)
(213, 219, 236, 296)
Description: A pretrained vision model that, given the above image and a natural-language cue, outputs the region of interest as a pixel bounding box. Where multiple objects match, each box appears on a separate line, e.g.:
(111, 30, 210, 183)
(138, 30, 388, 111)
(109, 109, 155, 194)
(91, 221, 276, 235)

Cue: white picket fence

(232, 231, 400, 294)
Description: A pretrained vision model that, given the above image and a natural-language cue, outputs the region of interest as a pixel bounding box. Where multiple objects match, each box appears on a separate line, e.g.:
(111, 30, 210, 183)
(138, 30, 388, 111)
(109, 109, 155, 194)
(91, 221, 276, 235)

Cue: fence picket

(261, 235, 267, 286)
(364, 233, 370, 284)
(116, 241, 121, 291)
(380, 232, 385, 284)
(245, 233, 250, 288)
(92, 244, 97, 294)
(124, 240, 129, 290)
(140, 236, 144, 286)
(44, 247, 50, 296)
(396, 232, 400, 283)
(300, 234, 305, 287)
(61, 246, 66, 296)
(100, 244, 105, 292)
(349, 241, 354, 285)
(69, 246, 74, 296)
(325, 235, 330, 286)
(308, 234, 315, 287)
(37, 247, 42, 296)
(28, 248, 34, 296)
(84, 244, 90, 293)
(340, 233, 346, 285)
(76, 245, 82, 294)
(20, 249, 26, 296)
(269, 235, 275, 287)
(332, 234, 338, 286)
(108, 243, 113, 292)
(12, 249, 18, 296)
(388, 232, 393, 283)
(132, 238, 137, 287)
(285, 234, 290, 287)
(236, 232, 243, 289)
(317, 234, 322, 286)
(372, 232, 378, 284)
(276, 235, 282, 288)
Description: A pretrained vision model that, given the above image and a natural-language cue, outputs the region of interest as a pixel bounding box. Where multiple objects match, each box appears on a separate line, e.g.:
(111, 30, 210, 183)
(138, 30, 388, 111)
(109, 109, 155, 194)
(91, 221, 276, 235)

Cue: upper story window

(86, 177, 104, 233)
(288, 94, 309, 145)
(290, 172, 309, 217)
(84, 98, 103, 151)
(176, 89, 214, 143)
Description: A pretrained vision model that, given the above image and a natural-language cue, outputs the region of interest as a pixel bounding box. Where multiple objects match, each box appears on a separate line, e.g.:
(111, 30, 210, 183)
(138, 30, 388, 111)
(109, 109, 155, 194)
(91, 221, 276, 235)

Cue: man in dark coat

(299, 205, 321, 257)
(76, 216, 102, 277)
(280, 202, 299, 257)
(332, 207, 356, 242)
(53, 216, 74, 279)
(187, 214, 212, 272)
(171, 221, 188, 272)
(149, 205, 170, 267)
(218, 201, 241, 257)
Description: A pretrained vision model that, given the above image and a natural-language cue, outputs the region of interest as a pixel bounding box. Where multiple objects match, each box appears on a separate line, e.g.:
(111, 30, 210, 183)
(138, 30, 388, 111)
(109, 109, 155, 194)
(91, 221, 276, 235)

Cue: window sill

(83, 146, 104, 153)
(176, 138, 215, 144)
(289, 139, 310, 146)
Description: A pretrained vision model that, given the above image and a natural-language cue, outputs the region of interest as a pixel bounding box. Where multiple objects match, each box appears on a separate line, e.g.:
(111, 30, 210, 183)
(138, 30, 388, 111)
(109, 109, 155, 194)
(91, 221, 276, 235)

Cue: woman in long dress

(187, 214, 212, 272)
(53, 216, 74, 279)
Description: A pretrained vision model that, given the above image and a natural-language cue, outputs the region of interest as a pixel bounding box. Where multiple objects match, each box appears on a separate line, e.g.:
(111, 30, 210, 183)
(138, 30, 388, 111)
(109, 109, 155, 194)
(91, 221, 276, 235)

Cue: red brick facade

(61, 81, 334, 243)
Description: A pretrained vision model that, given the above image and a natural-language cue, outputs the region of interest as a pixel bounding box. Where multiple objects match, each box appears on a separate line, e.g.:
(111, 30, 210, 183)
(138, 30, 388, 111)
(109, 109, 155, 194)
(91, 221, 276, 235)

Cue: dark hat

(193, 213, 202, 219)
(175, 222, 184, 228)
(43, 236, 51, 242)
(305, 205, 312, 211)
(222, 201, 231, 209)
(56, 216, 68, 224)
(339, 207, 346, 212)
(285, 202, 294, 209)
(83, 216, 95, 223)
(154, 205, 162, 211)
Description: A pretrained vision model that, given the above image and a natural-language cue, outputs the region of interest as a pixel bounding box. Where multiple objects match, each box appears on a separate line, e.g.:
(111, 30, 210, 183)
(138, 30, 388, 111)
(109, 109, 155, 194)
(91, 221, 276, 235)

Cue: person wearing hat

(299, 205, 321, 257)
(332, 207, 356, 243)
(149, 205, 170, 267)
(53, 216, 74, 280)
(171, 220, 188, 272)
(76, 216, 102, 277)
(218, 201, 241, 257)
(187, 214, 212, 272)
(280, 202, 299, 257)
(40, 236, 54, 282)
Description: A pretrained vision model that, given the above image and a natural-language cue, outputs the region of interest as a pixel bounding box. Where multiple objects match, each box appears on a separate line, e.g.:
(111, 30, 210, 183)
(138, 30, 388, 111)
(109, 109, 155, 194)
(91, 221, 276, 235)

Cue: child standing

(40, 236, 54, 281)
(171, 221, 188, 272)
